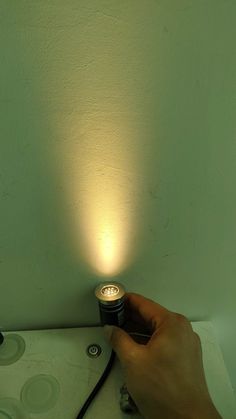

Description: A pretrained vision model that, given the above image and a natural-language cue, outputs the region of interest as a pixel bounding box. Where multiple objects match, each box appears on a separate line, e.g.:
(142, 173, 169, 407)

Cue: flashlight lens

(101, 285, 119, 297)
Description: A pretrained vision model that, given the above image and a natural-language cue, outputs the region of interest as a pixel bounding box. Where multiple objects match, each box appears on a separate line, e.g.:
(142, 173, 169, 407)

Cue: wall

(0, 1, 236, 388)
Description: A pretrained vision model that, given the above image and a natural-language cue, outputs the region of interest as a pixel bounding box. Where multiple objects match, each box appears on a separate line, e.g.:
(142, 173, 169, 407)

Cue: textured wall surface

(0, 1, 236, 388)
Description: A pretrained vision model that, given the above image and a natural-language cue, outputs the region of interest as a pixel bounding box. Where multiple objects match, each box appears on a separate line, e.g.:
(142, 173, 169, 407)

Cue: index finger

(125, 292, 170, 331)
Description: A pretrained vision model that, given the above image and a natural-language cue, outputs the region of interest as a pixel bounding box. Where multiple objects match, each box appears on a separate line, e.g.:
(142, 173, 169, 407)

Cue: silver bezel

(95, 282, 125, 304)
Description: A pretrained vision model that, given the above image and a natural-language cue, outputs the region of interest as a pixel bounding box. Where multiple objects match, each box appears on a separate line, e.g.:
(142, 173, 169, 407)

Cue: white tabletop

(0, 322, 235, 419)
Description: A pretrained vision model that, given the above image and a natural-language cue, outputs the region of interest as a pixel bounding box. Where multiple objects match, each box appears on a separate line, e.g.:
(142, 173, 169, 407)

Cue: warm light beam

(63, 113, 141, 276)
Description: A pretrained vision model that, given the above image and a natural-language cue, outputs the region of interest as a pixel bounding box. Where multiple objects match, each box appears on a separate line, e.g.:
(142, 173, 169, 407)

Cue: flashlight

(95, 282, 125, 326)
(94, 283, 139, 415)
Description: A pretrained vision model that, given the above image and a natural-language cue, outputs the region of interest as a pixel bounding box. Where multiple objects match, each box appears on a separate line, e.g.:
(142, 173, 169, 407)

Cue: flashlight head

(95, 282, 125, 326)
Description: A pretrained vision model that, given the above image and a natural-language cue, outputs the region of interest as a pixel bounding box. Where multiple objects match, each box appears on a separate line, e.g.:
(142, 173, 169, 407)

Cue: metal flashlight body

(95, 282, 125, 327)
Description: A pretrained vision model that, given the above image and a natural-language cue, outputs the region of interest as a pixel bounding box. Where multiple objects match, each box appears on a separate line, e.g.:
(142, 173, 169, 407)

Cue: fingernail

(103, 325, 114, 341)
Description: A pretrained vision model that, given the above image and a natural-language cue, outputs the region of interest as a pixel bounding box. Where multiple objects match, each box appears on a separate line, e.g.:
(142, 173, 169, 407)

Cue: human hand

(104, 293, 222, 419)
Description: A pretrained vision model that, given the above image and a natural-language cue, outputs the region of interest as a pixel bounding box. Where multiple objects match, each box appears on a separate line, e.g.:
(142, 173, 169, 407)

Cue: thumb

(104, 325, 139, 366)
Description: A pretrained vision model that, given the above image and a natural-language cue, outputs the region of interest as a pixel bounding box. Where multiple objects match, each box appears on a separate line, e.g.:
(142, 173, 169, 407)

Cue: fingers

(125, 293, 170, 331)
(104, 325, 140, 366)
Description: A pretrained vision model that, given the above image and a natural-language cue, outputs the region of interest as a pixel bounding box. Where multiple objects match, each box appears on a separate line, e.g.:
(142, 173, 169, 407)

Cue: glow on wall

(61, 111, 142, 277)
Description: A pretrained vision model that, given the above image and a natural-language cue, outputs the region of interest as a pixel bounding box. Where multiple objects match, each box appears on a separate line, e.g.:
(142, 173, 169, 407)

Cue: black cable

(76, 349, 116, 419)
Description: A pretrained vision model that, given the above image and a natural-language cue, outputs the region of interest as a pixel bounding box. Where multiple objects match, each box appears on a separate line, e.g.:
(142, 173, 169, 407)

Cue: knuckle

(194, 332, 201, 345)
(169, 313, 192, 335)
(172, 313, 188, 325)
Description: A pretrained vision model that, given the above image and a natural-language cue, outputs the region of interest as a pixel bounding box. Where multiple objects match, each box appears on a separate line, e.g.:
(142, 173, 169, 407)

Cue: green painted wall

(1, 1, 236, 388)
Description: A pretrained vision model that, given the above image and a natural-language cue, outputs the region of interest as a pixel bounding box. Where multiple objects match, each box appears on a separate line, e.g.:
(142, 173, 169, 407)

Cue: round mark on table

(0, 398, 29, 419)
(21, 374, 60, 413)
(0, 334, 25, 365)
